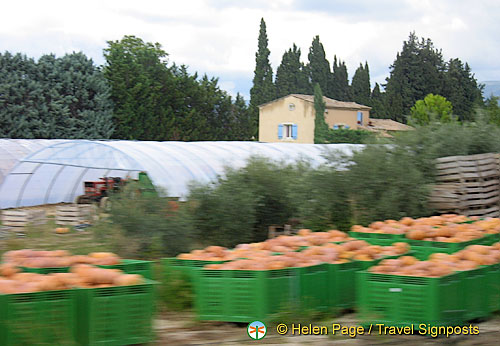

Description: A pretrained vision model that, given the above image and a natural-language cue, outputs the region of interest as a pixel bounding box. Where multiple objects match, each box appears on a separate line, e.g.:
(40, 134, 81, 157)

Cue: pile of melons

(369, 243, 500, 277)
(0, 263, 144, 294)
(204, 240, 410, 270)
(3, 250, 121, 267)
(177, 229, 353, 261)
(351, 214, 500, 243)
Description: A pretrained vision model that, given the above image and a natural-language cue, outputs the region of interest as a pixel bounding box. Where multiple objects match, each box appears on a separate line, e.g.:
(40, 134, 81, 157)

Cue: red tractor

(76, 177, 128, 205)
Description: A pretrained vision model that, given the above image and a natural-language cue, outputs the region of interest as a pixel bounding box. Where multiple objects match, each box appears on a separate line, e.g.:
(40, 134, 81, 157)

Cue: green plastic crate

(357, 271, 465, 327)
(459, 266, 490, 320)
(406, 238, 486, 260)
(326, 261, 360, 310)
(19, 259, 153, 279)
(349, 231, 407, 246)
(483, 263, 500, 313)
(0, 289, 77, 346)
(195, 268, 295, 323)
(19, 266, 69, 274)
(480, 233, 500, 246)
(98, 259, 154, 279)
(291, 264, 329, 312)
(162, 258, 229, 284)
(355, 251, 415, 271)
(76, 280, 156, 346)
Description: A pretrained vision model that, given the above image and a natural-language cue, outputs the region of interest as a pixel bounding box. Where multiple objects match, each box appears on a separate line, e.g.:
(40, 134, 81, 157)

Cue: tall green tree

(275, 44, 310, 97)
(384, 32, 445, 122)
(313, 83, 329, 143)
(331, 56, 350, 101)
(0, 51, 113, 138)
(250, 18, 275, 137)
(307, 36, 332, 97)
(170, 66, 251, 141)
(103, 35, 177, 140)
(484, 96, 500, 126)
(351, 62, 371, 106)
(409, 93, 453, 125)
(370, 83, 388, 118)
(441, 58, 483, 121)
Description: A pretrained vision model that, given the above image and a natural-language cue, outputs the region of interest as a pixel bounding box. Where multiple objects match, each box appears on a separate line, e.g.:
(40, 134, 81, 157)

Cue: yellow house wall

(258, 96, 315, 143)
(324, 109, 370, 130)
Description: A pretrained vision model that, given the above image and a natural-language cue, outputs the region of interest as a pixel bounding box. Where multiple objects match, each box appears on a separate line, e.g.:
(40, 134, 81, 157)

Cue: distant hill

(482, 81, 500, 100)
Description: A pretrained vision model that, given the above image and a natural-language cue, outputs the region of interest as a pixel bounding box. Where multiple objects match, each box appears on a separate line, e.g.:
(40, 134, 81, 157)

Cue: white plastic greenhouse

(0, 140, 363, 209)
(0, 139, 67, 185)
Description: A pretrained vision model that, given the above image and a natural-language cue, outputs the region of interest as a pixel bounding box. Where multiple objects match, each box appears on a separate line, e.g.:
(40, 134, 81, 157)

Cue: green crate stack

(162, 258, 229, 284)
(19, 259, 154, 279)
(484, 263, 500, 313)
(357, 271, 465, 327)
(0, 289, 77, 346)
(406, 238, 486, 260)
(459, 266, 490, 320)
(98, 259, 154, 279)
(19, 266, 69, 274)
(349, 232, 407, 246)
(356, 251, 415, 271)
(480, 233, 500, 246)
(291, 264, 329, 312)
(326, 261, 360, 310)
(195, 268, 294, 323)
(76, 280, 156, 346)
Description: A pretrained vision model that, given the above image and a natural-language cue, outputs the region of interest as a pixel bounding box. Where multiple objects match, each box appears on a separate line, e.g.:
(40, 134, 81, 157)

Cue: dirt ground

(154, 312, 500, 346)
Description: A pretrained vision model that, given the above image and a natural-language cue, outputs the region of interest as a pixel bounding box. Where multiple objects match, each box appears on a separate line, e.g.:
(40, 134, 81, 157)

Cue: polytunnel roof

(0, 140, 363, 208)
(0, 139, 67, 185)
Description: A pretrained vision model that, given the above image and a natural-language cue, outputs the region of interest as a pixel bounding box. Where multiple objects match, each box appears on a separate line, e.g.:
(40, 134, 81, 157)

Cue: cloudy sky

(1, 0, 499, 99)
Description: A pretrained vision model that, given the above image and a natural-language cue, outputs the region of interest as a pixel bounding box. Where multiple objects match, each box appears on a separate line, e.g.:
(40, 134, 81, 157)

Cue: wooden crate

(430, 153, 500, 217)
(435, 153, 500, 183)
(55, 204, 95, 226)
(0, 209, 47, 228)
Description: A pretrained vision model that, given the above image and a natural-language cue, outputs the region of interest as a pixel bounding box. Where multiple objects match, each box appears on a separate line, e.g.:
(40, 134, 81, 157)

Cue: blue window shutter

(357, 111, 363, 125)
(345, 125, 350, 129)
(333, 124, 339, 130)
(278, 124, 283, 139)
(292, 124, 298, 139)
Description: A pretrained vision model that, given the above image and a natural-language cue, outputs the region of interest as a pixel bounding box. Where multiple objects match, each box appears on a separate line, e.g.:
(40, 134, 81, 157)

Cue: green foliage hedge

(108, 121, 500, 255)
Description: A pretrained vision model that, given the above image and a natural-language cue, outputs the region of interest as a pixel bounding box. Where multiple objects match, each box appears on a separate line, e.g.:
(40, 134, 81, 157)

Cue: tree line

(250, 19, 486, 132)
(0, 19, 492, 140)
(0, 36, 252, 140)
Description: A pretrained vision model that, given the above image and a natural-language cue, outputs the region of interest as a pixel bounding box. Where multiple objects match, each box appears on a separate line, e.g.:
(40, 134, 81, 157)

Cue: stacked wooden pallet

(56, 204, 95, 225)
(0, 209, 47, 229)
(430, 153, 500, 217)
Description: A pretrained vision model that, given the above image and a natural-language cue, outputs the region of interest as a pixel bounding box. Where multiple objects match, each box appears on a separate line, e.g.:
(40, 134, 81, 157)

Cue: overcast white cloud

(0, 0, 498, 99)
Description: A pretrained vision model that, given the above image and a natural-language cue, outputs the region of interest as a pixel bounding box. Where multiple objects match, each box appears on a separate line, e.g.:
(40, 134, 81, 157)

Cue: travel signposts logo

(247, 321, 267, 340)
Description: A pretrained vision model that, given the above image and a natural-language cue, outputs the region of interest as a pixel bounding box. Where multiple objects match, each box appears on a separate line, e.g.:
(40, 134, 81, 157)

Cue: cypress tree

(307, 36, 332, 97)
(275, 44, 310, 97)
(351, 62, 371, 106)
(370, 83, 388, 118)
(313, 83, 329, 143)
(441, 58, 483, 121)
(331, 56, 351, 101)
(249, 18, 275, 137)
(384, 32, 445, 121)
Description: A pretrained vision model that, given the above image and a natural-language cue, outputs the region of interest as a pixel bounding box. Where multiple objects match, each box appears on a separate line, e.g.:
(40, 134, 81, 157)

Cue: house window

(278, 123, 298, 140)
(288, 103, 295, 111)
(357, 111, 363, 125)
